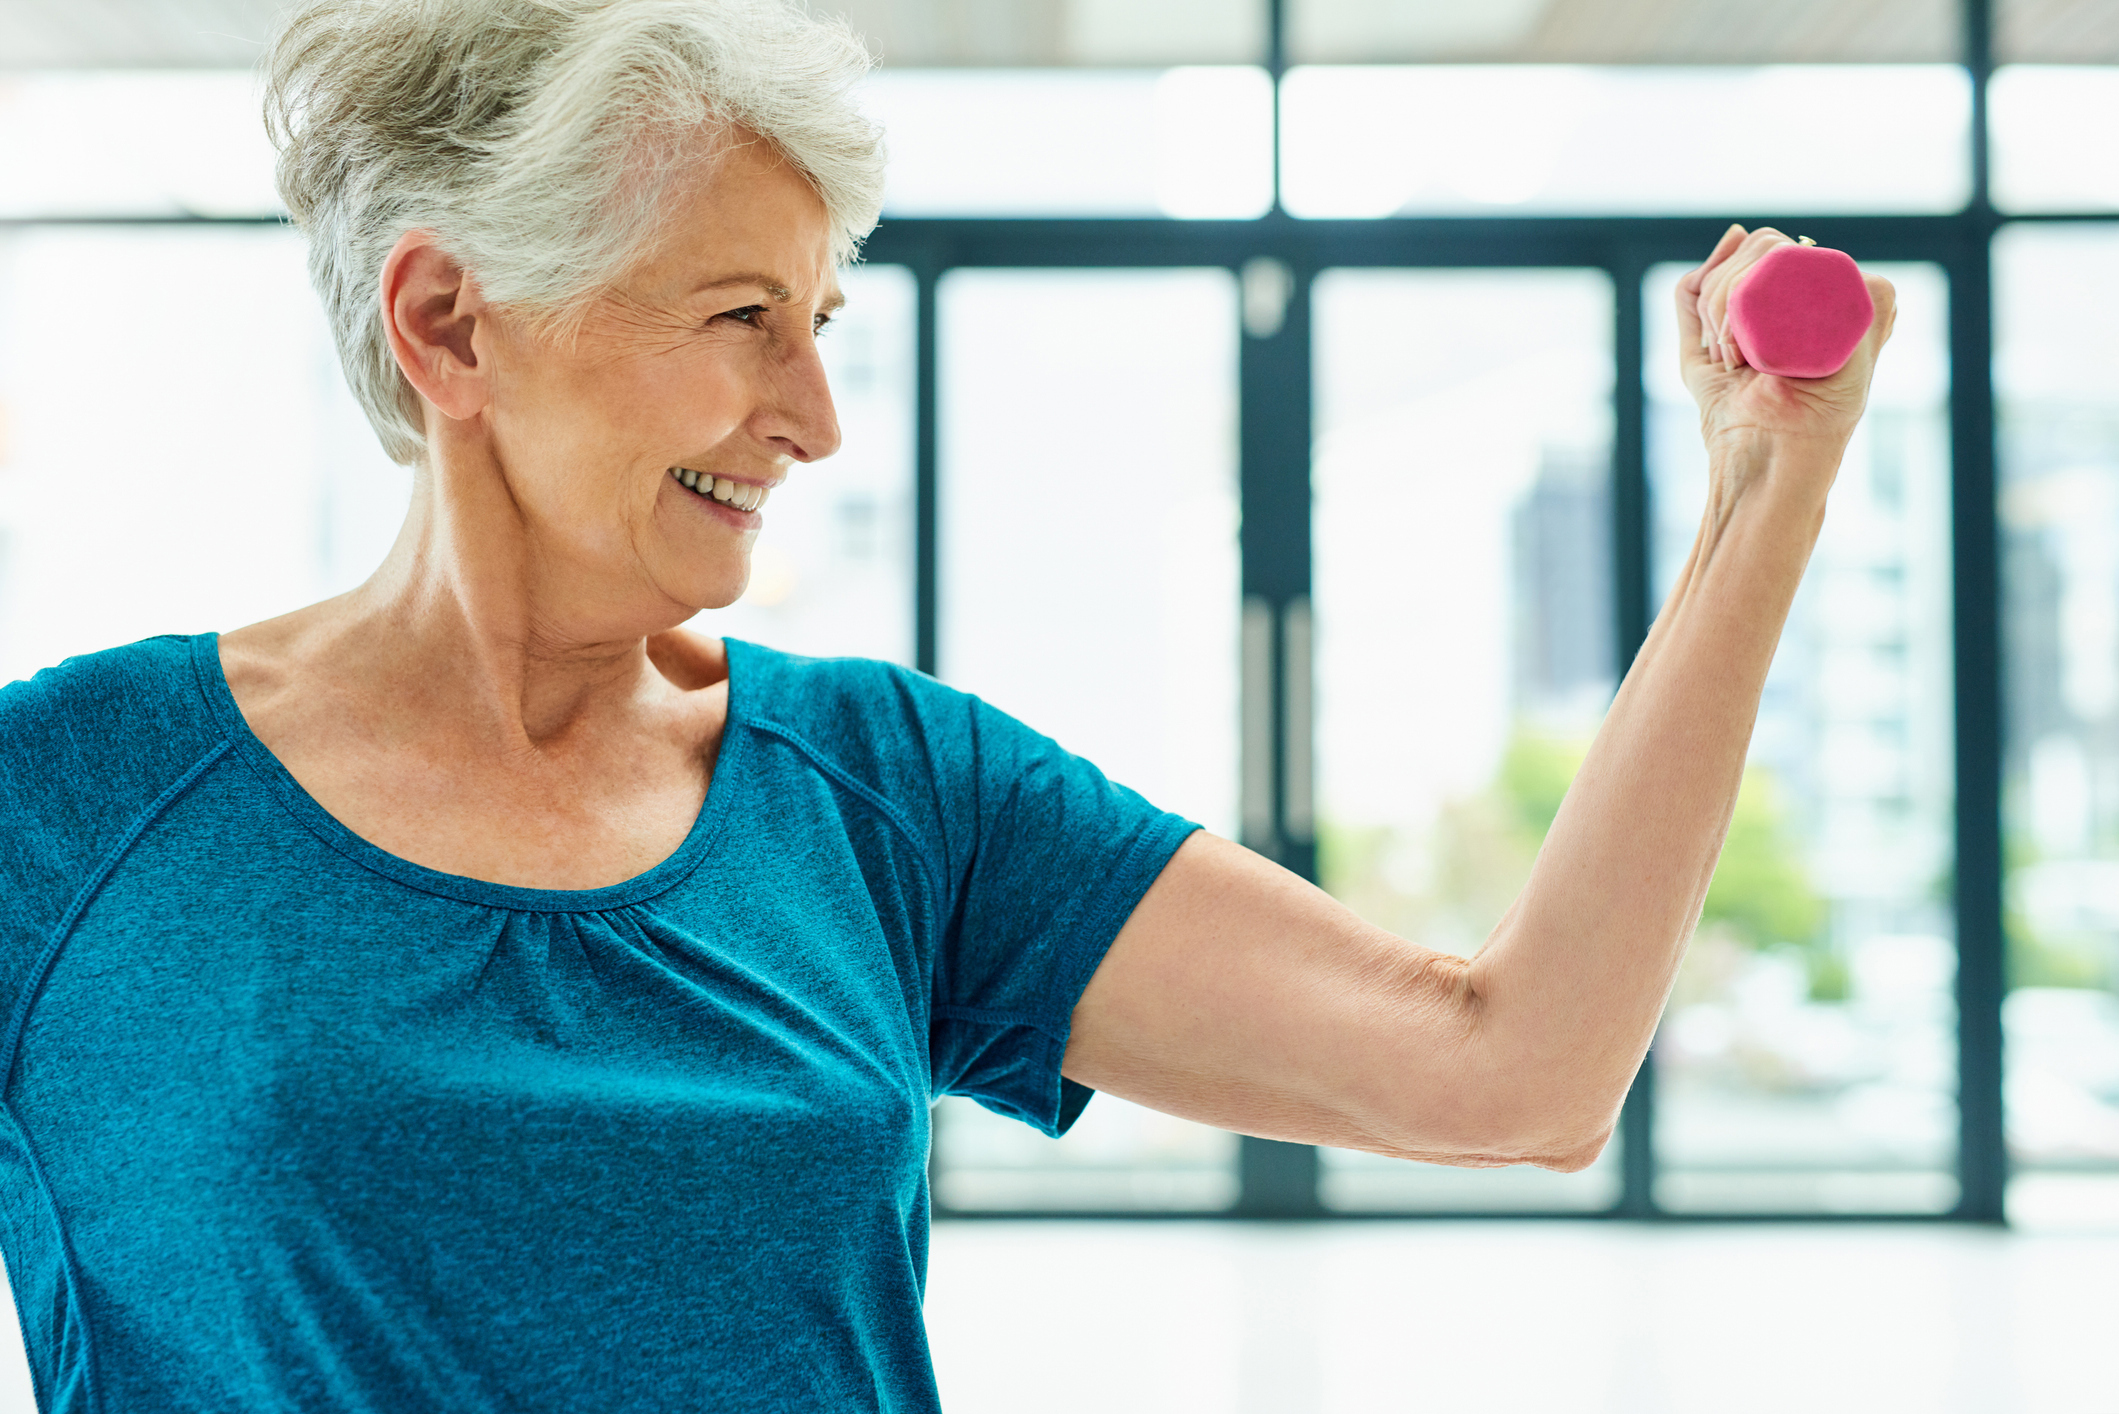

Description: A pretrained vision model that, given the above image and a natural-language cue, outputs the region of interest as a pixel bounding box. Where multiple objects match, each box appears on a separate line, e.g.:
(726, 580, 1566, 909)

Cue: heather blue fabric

(0, 633, 1195, 1413)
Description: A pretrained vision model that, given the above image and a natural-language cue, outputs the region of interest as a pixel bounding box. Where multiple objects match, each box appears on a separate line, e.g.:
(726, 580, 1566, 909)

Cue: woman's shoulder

(725, 638, 1084, 806)
(0, 634, 230, 965)
(728, 639, 972, 757)
(0, 633, 227, 827)
(2, 630, 209, 732)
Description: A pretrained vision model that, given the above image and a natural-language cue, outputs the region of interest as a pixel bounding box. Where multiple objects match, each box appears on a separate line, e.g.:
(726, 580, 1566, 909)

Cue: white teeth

(673, 468, 770, 512)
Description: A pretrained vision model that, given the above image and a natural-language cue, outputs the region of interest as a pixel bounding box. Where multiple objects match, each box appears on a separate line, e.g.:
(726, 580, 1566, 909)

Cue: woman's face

(473, 135, 843, 620)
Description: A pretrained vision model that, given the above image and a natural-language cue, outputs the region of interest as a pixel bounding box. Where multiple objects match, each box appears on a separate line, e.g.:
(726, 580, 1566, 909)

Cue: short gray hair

(264, 0, 886, 465)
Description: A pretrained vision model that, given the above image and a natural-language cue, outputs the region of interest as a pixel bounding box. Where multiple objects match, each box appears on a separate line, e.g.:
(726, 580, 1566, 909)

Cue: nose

(760, 332, 842, 464)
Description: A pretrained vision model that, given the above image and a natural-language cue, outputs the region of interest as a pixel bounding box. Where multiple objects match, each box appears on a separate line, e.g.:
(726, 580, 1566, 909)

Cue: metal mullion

(1611, 251, 1659, 1219)
(1267, 0, 1287, 217)
(1950, 0, 2009, 1225)
(913, 258, 941, 678)
(1233, 251, 1323, 1218)
(863, 215, 1977, 276)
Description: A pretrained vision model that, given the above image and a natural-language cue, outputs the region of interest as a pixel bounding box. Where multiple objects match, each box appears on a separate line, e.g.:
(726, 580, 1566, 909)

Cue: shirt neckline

(187, 631, 748, 913)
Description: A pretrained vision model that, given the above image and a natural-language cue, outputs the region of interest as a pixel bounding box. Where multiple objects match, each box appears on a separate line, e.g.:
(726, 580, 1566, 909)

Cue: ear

(380, 230, 489, 423)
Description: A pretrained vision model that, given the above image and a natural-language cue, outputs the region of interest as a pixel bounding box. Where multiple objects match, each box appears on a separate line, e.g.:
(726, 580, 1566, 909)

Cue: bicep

(1061, 831, 1529, 1164)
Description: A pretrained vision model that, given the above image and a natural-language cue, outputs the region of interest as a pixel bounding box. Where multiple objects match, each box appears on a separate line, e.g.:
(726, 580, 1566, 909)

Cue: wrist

(1705, 430, 1843, 514)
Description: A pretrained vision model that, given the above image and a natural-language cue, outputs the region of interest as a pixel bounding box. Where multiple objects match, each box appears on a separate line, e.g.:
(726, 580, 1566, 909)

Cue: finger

(1704, 228, 1794, 365)
(1674, 268, 1709, 365)
(1685, 224, 1748, 353)
(1688, 223, 1748, 289)
(1844, 276, 1897, 361)
(1674, 278, 1728, 380)
(1864, 274, 1899, 351)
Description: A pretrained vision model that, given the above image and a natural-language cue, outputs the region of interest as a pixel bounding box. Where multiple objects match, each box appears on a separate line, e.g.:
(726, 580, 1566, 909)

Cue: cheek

(637, 352, 752, 448)
(489, 330, 755, 520)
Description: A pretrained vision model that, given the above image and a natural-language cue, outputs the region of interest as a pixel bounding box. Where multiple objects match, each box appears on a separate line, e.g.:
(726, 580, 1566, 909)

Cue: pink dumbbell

(1724, 238, 1875, 380)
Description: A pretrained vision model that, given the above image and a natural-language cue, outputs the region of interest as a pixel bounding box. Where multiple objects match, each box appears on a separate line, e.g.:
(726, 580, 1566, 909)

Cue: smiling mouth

(671, 467, 771, 512)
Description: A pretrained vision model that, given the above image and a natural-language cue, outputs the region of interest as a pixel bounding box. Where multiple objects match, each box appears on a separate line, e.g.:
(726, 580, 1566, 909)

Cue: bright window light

(1153, 67, 1275, 219)
(863, 68, 1273, 219)
(1990, 67, 2119, 212)
(0, 73, 280, 217)
(1281, 65, 1972, 217)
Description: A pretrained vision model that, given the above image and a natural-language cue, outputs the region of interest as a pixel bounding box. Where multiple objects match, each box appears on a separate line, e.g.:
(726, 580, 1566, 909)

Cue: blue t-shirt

(0, 634, 1195, 1413)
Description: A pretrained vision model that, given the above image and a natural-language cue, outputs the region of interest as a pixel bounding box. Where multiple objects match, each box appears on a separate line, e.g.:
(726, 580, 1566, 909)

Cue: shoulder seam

(0, 737, 232, 1091)
(743, 717, 947, 909)
(0, 733, 230, 1414)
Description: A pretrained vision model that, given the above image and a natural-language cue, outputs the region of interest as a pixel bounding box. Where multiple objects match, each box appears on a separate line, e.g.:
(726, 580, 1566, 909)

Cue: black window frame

(890, 0, 2022, 1224)
(14, 0, 2094, 1224)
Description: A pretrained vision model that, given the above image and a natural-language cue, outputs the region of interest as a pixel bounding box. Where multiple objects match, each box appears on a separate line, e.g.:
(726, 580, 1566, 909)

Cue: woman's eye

(813, 313, 834, 336)
(716, 305, 768, 327)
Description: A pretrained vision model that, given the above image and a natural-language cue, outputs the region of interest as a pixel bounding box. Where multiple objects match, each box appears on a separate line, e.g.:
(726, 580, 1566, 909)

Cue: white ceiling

(0, 0, 2110, 70)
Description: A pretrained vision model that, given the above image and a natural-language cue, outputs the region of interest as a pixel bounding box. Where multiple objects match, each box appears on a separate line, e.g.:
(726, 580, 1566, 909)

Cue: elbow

(1486, 1081, 1623, 1172)
(1352, 950, 1625, 1171)
(1367, 1080, 1619, 1173)
(1460, 1112, 1616, 1173)
(1526, 1123, 1615, 1173)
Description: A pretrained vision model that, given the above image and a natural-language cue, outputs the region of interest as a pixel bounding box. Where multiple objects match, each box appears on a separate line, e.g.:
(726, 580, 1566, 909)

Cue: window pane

(701, 264, 916, 663)
(1290, 0, 1956, 63)
(932, 268, 1241, 1211)
(1994, 223, 2119, 1227)
(1645, 261, 1959, 1214)
(1990, 67, 2119, 214)
(0, 73, 280, 218)
(0, 234, 911, 681)
(1312, 267, 1620, 1211)
(1281, 66, 1970, 218)
(836, 0, 1265, 65)
(0, 225, 406, 680)
(865, 68, 1272, 218)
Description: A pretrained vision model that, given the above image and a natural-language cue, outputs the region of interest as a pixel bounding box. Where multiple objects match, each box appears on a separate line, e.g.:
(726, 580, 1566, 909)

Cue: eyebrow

(693, 272, 846, 313)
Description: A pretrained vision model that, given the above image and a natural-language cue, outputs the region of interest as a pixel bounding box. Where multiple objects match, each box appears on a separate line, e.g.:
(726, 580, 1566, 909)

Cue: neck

(327, 447, 695, 749)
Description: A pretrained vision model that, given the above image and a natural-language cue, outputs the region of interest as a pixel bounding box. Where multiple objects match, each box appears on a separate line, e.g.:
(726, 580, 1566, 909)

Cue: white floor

(926, 1221, 2119, 1414)
(0, 1221, 2109, 1410)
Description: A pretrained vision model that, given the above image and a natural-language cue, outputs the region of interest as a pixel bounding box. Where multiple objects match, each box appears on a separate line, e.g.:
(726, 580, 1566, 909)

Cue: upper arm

(1060, 831, 1603, 1168)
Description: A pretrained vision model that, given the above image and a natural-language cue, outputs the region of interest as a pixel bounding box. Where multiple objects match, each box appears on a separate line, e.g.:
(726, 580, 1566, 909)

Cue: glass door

(1644, 261, 1961, 1213)
(929, 267, 1244, 1212)
(1309, 266, 1622, 1211)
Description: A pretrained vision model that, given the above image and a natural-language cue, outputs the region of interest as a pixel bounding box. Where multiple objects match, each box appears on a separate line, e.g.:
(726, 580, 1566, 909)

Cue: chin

(677, 563, 752, 615)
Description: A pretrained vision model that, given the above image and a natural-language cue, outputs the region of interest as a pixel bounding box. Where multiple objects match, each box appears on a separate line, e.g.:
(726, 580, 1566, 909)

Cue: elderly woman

(0, 0, 1892, 1409)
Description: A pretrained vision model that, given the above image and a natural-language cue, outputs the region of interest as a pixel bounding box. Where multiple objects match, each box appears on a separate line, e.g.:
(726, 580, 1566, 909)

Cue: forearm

(1462, 439, 1836, 1158)
(1065, 256, 1894, 1169)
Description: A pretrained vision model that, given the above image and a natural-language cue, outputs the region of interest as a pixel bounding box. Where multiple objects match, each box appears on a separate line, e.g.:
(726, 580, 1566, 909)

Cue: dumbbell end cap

(1726, 243, 1874, 380)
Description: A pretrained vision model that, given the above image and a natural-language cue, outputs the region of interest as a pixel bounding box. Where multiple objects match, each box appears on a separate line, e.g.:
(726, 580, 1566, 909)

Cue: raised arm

(1061, 226, 1899, 1169)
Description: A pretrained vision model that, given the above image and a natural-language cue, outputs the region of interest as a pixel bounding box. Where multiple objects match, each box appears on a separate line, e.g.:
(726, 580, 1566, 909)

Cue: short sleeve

(926, 695, 1198, 1137)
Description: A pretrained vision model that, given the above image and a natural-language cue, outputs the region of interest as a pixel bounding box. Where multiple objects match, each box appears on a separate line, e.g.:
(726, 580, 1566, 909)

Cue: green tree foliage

(1497, 732, 1823, 948)
(1497, 731, 1578, 842)
(1700, 769, 1826, 953)
(1497, 733, 1835, 992)
(1322, 729, 1833, 986)
(2003, 831, 2111, 990)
